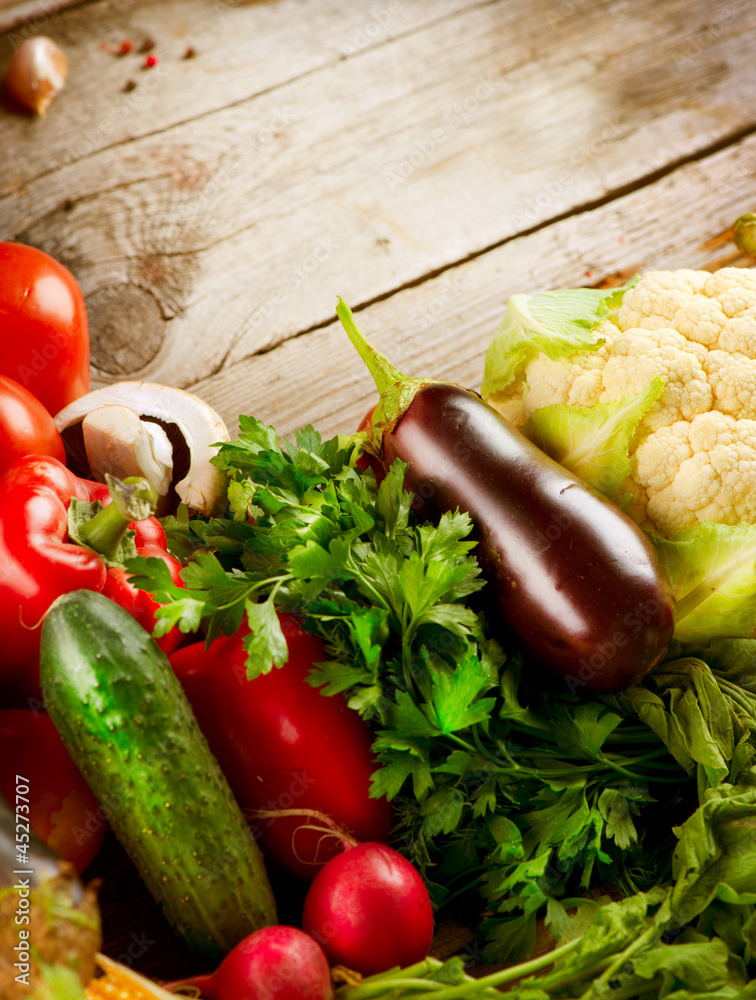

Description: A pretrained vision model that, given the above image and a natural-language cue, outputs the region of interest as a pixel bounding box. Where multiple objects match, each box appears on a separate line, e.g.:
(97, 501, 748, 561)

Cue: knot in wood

(86, 283, 166, 375)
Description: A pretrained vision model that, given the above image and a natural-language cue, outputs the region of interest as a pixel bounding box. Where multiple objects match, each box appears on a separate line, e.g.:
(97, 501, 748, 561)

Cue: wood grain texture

(0, 0, 86, 35)
(191, 133, 756, 438)
(1, 0, 756, 395)
(0, 0, 481, 181)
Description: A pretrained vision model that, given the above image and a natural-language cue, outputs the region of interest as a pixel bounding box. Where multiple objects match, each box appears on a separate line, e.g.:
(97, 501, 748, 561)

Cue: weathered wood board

(0, 0, 86, 34)
(2, 0, 756, 405)
(192, 134, 756, 438)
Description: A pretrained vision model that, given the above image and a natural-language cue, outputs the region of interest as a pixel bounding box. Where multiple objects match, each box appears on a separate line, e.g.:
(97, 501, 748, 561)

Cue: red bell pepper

(170, 617, 393, 880)
(0, 455, 183, 704)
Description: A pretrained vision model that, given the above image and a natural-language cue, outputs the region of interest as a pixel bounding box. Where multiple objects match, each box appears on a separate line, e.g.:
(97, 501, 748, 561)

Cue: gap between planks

(187, 131, 756, 438)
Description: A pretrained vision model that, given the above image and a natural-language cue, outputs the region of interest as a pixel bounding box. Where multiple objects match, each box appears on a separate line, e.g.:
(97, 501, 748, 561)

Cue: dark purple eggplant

(337, 299, 675, 695)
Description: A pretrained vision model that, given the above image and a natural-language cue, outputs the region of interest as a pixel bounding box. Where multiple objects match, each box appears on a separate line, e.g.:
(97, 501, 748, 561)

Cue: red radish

(302, 840, 435, 976)
(166, 925, 334, 1000)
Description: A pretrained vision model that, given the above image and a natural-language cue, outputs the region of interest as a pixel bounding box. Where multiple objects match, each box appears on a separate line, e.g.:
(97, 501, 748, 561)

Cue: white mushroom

(82, 405, 174, 499)
(55, 382, 230, 516)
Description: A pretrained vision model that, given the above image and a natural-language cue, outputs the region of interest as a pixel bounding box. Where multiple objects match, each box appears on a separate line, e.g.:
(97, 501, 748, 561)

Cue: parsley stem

(588, 920, 660, 994)
(536, 953, 616, 995)
(343, 977, 446, 995)
(210, 574, 293, 612)
(618, 748, 675, 764)
(446, 734, 528, 778)
(433, 866, 490, 905)
(604, 728, 660, 742)
(473, 728, 520, 769)
(359, 958, 443, 981)
(401, 938, 581, 1000)
(447, 734, 482, 757)
(584, 975, 664, 1000)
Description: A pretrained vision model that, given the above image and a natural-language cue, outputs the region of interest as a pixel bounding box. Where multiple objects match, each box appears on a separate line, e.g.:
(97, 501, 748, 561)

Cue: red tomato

(0, 242, 90, 415)
(0, 375, 66, 476)
(0, 710, 105, 872)
(170, 615, 393, 880)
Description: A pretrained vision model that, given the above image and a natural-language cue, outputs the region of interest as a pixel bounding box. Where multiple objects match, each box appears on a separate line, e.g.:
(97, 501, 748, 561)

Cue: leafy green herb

(131, 415, 756, 984)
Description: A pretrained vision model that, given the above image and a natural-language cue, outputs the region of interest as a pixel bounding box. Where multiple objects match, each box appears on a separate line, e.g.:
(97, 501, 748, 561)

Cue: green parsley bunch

(129, 417, 756, 995)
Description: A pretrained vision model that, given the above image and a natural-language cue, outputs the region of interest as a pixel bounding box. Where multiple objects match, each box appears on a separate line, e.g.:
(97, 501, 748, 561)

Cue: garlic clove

(55, 383, 230, 517)
(4, 37, 69, 117)
(82, 405, 174, 510)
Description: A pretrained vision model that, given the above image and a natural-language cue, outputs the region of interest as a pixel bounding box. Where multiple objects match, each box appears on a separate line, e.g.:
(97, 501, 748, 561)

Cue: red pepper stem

(76, 475, 157, 561)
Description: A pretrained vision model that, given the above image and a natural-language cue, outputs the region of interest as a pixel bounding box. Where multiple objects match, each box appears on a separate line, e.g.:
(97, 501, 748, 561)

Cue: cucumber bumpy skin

(40, 589, 277, 964)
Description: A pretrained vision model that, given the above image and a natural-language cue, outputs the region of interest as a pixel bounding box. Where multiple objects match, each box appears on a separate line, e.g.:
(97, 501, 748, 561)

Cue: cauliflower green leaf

(524, 377, 664, 502)
(480, 280, 635, 399)
(654, 523, 756, 642)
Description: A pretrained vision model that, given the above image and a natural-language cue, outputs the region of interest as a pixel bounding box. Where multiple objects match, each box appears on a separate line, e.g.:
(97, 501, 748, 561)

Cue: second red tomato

(0, 374, 65, 476)
(0, 710, 105, 872)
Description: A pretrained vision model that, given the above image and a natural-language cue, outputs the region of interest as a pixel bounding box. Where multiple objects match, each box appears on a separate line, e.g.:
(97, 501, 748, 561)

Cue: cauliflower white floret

(488, 268, 756, 537)
(704, 268, 756, 317)
(634, 413, 756, 535)
(600, 327, 712, 431)
(616, 269, 708, 327)
(702, 351, 756, 418)
(516, 340, 611, 414)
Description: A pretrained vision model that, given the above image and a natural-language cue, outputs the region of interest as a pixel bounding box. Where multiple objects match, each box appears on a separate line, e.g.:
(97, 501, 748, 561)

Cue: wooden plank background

(2, 0, 756, 983)
(0, 0, 85, 34)
(2, 0, 756, 436)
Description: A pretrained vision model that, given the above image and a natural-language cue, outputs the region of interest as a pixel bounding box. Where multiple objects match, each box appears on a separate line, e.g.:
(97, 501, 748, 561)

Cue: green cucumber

(40, 589, 277, 964)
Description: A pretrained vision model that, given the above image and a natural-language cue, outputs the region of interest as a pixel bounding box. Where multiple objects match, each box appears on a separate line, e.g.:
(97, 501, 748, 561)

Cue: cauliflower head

(483, 268, 756, 537)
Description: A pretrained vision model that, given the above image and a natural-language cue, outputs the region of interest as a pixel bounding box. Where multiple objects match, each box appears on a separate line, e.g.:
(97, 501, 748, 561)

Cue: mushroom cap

(55, 382, 230, 516)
